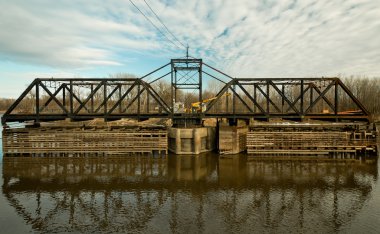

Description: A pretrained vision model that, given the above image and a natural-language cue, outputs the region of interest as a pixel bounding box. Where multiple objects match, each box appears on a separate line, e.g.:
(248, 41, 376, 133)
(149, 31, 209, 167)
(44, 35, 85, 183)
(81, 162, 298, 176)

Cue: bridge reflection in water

(2, 155, 378, 233)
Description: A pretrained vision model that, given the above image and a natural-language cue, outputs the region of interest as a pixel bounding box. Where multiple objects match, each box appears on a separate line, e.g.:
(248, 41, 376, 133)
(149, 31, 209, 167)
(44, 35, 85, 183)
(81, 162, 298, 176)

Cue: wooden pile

(219, 126, 248, 155)
(2, 126, 168, 156)
(247, 131, 374, 155)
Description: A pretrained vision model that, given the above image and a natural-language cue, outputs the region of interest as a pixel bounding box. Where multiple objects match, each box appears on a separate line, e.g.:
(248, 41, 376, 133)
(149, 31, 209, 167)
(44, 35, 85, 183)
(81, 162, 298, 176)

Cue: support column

(193, 128, 201, 154)
(175, 129, 181, 154)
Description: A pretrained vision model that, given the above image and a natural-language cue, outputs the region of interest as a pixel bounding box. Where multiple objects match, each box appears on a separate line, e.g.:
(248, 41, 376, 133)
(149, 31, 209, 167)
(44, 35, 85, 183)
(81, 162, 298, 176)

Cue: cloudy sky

(0, 0, 380, 97)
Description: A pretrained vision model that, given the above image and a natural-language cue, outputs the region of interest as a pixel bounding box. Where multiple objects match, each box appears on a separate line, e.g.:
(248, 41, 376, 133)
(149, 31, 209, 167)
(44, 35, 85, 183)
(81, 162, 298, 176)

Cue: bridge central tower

(171, 58, 203, 125)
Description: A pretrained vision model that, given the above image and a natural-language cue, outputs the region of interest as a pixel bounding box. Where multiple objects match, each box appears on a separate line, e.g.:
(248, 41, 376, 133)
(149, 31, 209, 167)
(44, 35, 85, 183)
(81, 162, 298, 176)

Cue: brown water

(1, 116, 380, 233)
(0, 154, 379, 234)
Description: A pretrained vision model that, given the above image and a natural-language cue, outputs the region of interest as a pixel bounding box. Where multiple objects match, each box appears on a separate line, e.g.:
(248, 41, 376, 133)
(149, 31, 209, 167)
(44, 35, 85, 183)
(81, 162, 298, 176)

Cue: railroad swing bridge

(1, 58, 378, 157)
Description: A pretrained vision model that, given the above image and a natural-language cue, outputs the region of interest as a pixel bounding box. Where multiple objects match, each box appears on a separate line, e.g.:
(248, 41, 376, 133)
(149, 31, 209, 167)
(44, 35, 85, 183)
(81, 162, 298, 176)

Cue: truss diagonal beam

(254, 84, 281, 113)
(305, 82, 334, 114)
(107, 83, 137, 114)
(285, 85, 311, 113)
(309, 83, 335, 112)
(337, 79, 369, 115)
(140, 81, 170, 113)
(74, 82, 103, 114)
(140, 62, 170, 80)
(205, 80, 234, 112)
(4, 79, 37, 115)
(149, 71, 171, 84)
(203, 62, 234, 79)
(202, 71, 227, 84)
(229, 85, 254, 113)
(64, 85, 91, 113)
(39, 82, 68, 114)
(95, 84, 120, 113)
(236, 83, 266, 114)
(39, 84, 64, 113)
(268, 81, 299, 114)
(120, 88, 146, 113)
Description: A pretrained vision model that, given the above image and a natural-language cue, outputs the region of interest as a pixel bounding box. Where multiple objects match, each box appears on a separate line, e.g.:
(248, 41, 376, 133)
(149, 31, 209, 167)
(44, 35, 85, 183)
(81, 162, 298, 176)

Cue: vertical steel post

(281, 84, 285, 113)
(35, 80, 40, 122)
(232, 83, 236, 115)
(253, 85, 256, 113)
(91, 84, 94, 113)
(226, 90, 229, 112)
(300, 80, 304, 115)
(146, 89, 150, 113)
(309, 84, 313, 113)
(334, 79, 338, 115)
(266, 81, 270, 114)
(174, 70, 177, 103)
(199, 61, 203, 112)
(137, 82, 141, 119)
(62, 84, 66, 108)
(69, 80, 73, 116)
(103, 81, 107, 119)
(119, 84, 122, 113)
(171, 61, 174, 114)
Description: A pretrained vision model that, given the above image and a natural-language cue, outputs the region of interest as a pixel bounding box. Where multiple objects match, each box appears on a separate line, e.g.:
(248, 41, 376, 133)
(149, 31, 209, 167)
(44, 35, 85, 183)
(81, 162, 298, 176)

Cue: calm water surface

(1, 120, 380, 233)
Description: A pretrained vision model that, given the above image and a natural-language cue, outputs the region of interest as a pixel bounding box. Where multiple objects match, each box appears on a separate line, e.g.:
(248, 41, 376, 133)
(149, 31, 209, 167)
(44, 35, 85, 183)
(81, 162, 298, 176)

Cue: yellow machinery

(191, 92, 231, 113)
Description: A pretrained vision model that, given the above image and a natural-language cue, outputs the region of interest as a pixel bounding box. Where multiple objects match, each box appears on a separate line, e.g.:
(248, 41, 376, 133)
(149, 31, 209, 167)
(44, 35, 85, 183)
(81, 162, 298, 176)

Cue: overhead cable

(128, 0, 183, 50)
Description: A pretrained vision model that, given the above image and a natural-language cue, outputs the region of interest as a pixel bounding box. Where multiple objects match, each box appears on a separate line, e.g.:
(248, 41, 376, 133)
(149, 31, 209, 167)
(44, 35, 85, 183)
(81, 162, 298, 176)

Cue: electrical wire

(143, 0, 187, 49)
(128, 0, 183, 50)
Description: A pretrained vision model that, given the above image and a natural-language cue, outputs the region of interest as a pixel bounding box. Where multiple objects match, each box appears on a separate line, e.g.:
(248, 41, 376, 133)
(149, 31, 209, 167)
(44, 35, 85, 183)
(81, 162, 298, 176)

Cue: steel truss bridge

(1, 58, 370, 125)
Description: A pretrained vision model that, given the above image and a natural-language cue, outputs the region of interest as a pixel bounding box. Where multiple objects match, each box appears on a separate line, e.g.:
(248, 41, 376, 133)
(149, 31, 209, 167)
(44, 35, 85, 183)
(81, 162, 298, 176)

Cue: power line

(128, 0, 183, 50)
(143, 0, 187, 49)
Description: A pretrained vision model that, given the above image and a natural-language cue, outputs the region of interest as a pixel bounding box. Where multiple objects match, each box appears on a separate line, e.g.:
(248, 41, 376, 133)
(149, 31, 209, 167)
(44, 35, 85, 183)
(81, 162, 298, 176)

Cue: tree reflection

(2, 155, 377, 233)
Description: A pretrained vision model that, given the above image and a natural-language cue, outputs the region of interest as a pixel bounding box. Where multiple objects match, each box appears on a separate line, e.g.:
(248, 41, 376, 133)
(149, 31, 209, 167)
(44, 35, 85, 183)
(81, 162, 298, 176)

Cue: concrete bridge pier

(168, 127, 216, 154)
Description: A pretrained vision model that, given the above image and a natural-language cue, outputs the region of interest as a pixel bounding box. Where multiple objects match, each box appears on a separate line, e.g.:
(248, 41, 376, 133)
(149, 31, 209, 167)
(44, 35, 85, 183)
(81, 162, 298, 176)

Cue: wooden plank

(246, 130, 377, 155)
(3, 127, 168, 156)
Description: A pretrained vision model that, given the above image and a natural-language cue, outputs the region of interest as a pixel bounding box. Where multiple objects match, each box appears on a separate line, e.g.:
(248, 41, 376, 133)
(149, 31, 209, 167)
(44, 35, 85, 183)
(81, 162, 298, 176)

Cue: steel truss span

(1, 58, 370, 124)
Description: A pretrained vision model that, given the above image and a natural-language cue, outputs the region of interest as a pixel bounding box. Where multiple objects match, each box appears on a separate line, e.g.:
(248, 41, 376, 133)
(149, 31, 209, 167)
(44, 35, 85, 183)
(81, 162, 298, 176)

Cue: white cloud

(0, 0, 380, 77)
(0, 0, 160, 68)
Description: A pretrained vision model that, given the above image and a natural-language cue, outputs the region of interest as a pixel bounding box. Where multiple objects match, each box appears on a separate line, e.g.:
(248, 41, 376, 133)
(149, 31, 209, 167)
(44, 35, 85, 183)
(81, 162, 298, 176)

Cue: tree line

(0, 98, 15, 112)
(340, 76, 380, 120)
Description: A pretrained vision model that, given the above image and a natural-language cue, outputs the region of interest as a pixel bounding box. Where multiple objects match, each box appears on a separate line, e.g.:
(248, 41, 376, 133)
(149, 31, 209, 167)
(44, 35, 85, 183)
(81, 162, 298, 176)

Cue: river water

(0, 118, 380, 233)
